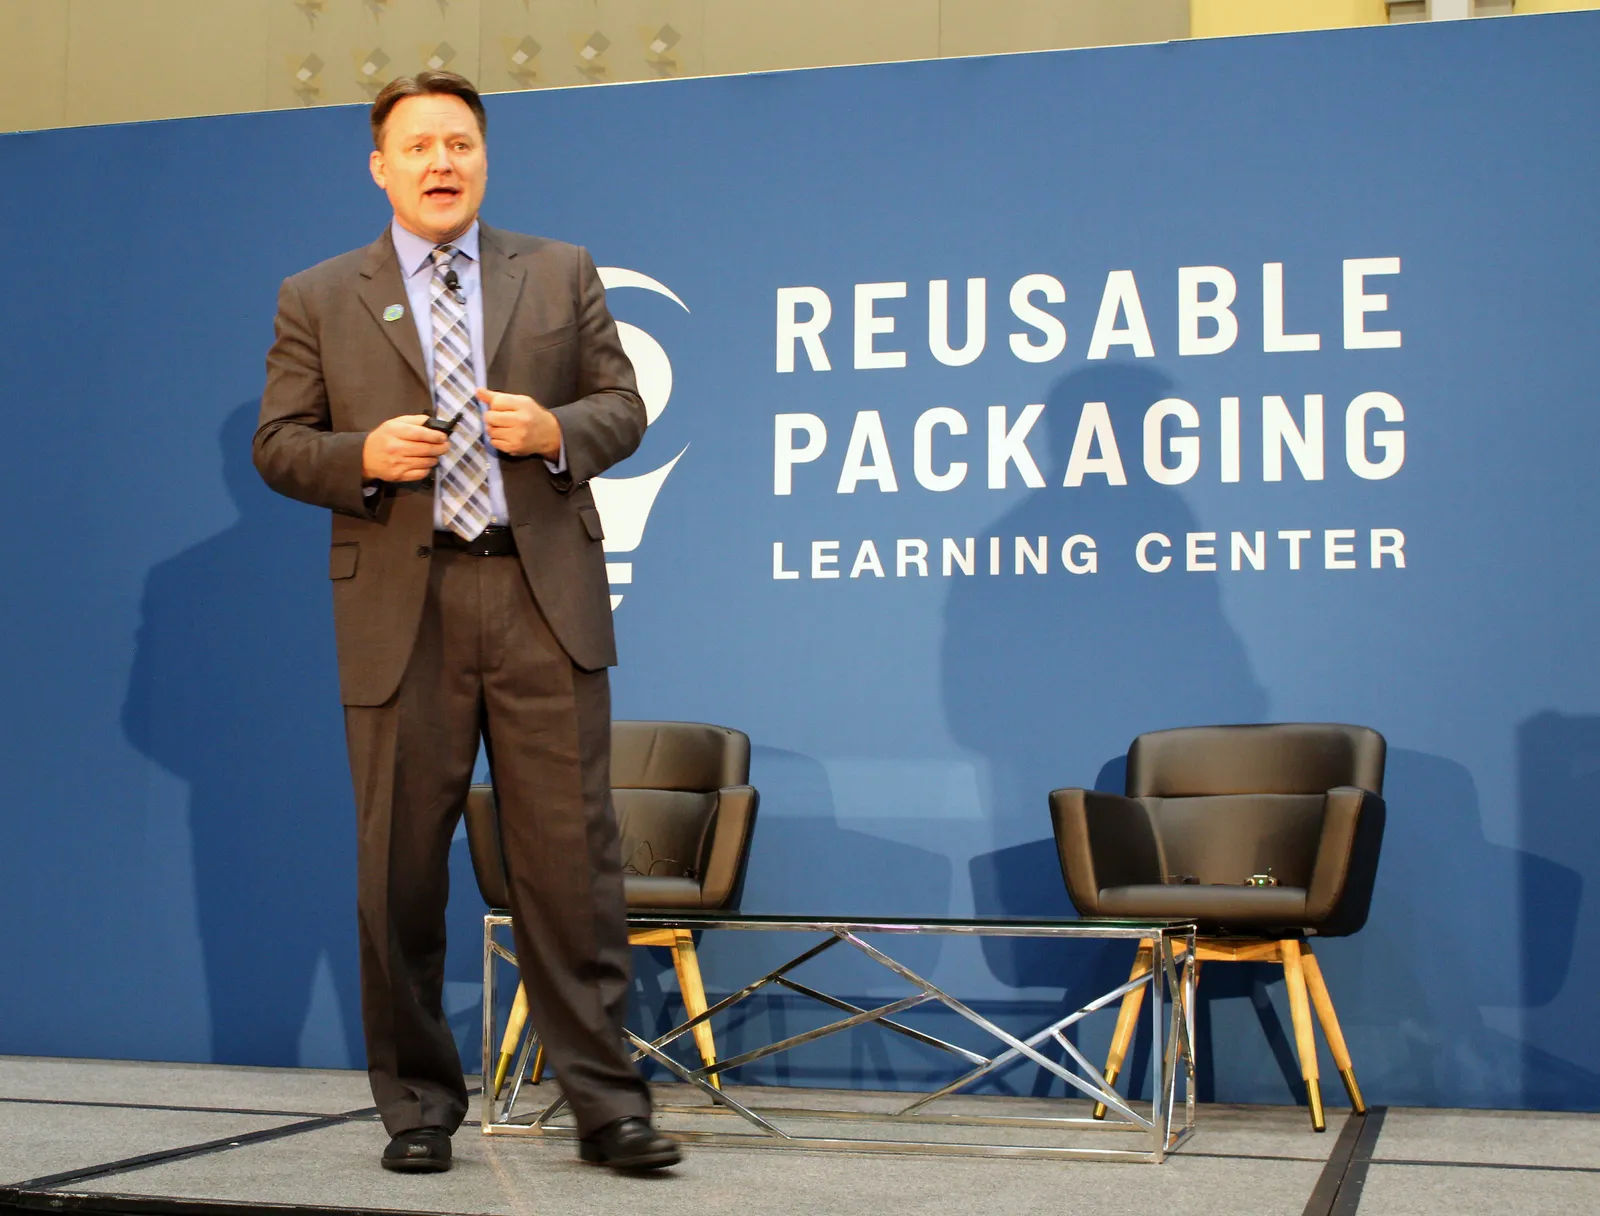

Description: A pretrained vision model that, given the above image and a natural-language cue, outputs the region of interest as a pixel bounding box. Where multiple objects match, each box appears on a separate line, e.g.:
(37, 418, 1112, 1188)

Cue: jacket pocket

(329, 542, 359, 579)
(578, 507, 605, 542)
(527, 322, 577, 351)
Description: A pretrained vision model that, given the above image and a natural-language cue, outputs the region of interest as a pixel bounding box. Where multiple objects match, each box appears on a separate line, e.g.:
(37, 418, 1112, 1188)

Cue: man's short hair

(370, 70, 487, 150)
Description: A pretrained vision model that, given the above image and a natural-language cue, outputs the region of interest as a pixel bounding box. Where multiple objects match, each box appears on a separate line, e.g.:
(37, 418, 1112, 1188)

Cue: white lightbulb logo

(594, 268, 689, 609)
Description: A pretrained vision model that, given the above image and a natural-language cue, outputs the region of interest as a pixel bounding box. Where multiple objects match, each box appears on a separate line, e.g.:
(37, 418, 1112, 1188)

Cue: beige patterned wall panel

(939, 0, 1190, 57)
(480, 0, 704, 93)
(0, 2, 70, 132)
(269, 0, 484, 115)
(65, 0, 270, 127)
(702, 0, 940, 75)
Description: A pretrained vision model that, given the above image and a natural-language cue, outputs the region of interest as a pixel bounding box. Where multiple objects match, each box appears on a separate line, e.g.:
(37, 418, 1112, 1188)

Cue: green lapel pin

(383, 303, 405, 322)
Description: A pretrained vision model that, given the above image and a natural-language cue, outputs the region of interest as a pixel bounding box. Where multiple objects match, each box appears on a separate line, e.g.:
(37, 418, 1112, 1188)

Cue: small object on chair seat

(381, 1126, 451, 1173)
(1096, 883, 1308, 926)
(1244, 870, 1279, 887)
(623, 874, 704, 908)
(623, 840, 694, 879)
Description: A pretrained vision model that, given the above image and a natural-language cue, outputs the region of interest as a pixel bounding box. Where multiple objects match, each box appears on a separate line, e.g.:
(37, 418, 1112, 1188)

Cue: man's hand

(478, 388, 563, 460)
(361, 415, 449, 482)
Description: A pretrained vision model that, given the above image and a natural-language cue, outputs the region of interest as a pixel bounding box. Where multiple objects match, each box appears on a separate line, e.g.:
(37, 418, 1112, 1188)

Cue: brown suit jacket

(254, 224, 646, 706)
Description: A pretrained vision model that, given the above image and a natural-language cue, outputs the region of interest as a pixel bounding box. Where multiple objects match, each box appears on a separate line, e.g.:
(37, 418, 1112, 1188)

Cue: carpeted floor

(0, 1057, 1595, 1215)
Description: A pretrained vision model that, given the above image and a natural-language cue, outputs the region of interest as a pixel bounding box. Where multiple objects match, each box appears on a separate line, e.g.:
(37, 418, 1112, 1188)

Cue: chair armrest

(1306, 786, 1387, 933)
(464, 783, 510, 909)
(697, 785, 760, 909)
(1048, 789, 1164, 916)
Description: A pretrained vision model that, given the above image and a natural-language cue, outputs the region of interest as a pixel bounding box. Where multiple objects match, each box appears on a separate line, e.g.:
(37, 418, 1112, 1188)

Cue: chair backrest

(1127, 723, 1385, 799)
(1141, 793, 1329, 888)
(1124, 724, 1386, 912)
(611, 721, 750, 885)
(613, 720, 751, 791)
(464, 720, 758, 913)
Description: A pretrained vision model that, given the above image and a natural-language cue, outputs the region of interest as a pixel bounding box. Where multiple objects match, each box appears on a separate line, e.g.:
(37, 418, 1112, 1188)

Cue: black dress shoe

(578, 1116, 682, 1171)
(381, 1125, 452, 1173)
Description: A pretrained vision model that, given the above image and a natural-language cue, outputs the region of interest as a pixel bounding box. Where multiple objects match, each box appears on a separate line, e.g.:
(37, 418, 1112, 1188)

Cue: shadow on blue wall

(1516, 712, 1592, 1014)
(122, 402, 363, 1069)
(948, 363, 1272, 1099)
(1363, 746, 1594, 1109)
(1514, 713, 1598, 1106)
(945, 362, 1269, 832)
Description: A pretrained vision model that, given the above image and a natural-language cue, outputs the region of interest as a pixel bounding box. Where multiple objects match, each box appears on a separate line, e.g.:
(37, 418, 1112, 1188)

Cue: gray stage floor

(1, 1056, 1596, 1215)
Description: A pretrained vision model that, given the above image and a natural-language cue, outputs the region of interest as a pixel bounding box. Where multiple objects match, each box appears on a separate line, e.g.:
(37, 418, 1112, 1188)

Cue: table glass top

(622, 911, 1190, 931)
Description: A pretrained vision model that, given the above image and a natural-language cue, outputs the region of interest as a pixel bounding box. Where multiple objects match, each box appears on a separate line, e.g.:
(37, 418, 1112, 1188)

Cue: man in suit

(254, 70, 678, 1174)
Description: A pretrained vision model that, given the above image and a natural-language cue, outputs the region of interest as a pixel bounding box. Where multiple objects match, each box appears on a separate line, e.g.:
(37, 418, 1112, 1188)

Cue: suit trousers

(342, 546, 652, 1138)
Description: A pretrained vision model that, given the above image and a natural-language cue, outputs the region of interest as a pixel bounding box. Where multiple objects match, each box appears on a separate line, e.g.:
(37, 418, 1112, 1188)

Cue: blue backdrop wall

(1, 12, 1596, 1112)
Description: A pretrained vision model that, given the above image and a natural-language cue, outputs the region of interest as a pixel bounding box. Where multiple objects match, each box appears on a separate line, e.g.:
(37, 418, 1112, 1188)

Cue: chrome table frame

(481, 912, 1197, 1162)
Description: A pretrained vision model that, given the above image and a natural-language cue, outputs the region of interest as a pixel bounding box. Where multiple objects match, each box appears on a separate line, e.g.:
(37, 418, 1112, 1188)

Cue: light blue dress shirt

(389, 219, 512, 528)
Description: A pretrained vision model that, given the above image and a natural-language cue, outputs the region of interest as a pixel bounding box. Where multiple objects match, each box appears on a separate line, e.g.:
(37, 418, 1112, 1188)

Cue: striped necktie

(430, 244, 491, 541)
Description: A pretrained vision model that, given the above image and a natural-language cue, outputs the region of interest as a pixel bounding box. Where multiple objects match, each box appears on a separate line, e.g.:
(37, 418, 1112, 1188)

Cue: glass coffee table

(481, 912, 1197, 1163)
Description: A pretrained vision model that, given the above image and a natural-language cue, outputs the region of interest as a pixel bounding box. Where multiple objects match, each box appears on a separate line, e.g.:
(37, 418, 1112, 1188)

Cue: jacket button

(416, 545, 432, 558)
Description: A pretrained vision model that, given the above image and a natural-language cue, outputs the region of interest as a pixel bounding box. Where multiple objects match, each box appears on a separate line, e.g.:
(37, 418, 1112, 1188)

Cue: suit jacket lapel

(357, 229, 427, 388)
(479, 224, 526, 373)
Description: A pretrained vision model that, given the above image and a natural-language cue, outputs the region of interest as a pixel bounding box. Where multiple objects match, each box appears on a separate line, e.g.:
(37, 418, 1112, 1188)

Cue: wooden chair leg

(1300, 943, 1365, 1114)
(671, 929, 721, 1090)
(493, 982, 530, 1097)
(1280, 940, 1325, 1131)
(1093, 941, 1152, 1120)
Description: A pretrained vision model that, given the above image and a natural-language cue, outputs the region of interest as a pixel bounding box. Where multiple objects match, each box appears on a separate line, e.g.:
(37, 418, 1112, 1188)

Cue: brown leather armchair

(467, 720, 760, 1094)
(1049, 723, 1386, 1130)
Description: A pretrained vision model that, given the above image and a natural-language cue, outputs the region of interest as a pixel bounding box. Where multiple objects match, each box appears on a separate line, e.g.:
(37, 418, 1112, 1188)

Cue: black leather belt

(433, 526, 517, 557)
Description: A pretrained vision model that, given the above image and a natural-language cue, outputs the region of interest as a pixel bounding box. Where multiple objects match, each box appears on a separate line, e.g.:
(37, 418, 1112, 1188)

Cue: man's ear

(369, 149, 386, 190)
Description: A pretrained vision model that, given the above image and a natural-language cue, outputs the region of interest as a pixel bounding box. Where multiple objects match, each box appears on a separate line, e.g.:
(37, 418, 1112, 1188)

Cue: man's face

(369, 93, 487, 244)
